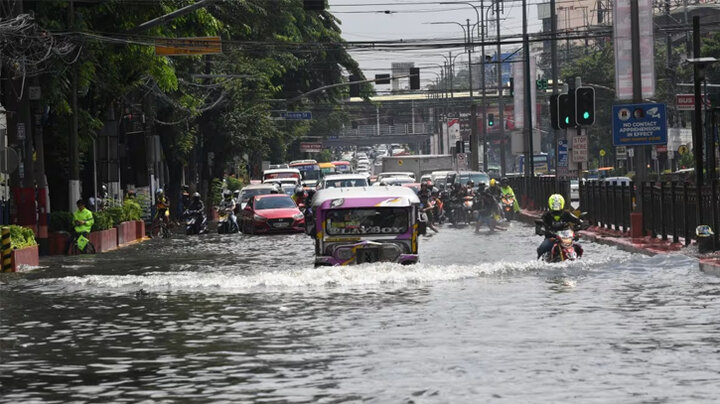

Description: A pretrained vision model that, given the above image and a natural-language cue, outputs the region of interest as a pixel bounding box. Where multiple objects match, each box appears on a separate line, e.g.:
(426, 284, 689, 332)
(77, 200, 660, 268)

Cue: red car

(240, 194, 305, 234)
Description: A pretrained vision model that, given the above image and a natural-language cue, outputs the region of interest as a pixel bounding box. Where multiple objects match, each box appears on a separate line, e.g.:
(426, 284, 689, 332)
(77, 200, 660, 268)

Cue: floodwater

(1, 222, 718, 403)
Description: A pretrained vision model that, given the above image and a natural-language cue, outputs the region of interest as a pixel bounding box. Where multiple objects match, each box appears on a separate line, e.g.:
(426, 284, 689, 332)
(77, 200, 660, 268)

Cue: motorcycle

(185, 210, 207, 235)
(447, 198, 466, 225)
(462, 195, 474, 224)
(501, 194, 516, 221)
(217, 207, 239, 234)
(535, 220, 585, 262)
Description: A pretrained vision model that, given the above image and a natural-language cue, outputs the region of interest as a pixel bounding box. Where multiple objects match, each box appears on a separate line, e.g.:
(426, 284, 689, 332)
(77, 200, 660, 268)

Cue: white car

(377, 172, 416, 182)
(318, 174, 369, 189)
(238, 184, 279, 209)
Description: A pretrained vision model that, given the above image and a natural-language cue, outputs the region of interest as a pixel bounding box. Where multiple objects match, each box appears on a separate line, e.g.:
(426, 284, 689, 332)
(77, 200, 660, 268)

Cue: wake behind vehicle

(308, 186, 420, 266)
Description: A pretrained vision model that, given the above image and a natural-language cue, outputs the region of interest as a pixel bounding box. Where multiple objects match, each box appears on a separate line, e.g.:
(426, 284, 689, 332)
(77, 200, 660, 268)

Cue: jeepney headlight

(335, 247, 354, 260)
(381, 244, 401, 261)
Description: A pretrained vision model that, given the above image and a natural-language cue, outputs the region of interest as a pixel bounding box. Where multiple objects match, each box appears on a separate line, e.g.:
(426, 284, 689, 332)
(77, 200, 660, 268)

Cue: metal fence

(512, 176, 720, 247)
(640, 180, 720, 246)
(579, 180, 633, 233)
(507, 176, 570, 212)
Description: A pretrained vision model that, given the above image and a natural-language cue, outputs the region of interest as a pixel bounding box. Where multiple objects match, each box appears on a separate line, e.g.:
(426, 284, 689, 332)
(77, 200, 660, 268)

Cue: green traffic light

(564, 116, 569, 124)
(583, 112, 590, 119)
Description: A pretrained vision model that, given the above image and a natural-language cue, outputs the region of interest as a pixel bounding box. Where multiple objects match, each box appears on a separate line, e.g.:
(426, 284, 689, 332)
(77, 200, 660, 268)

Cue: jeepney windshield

(326, 208, 409, 235)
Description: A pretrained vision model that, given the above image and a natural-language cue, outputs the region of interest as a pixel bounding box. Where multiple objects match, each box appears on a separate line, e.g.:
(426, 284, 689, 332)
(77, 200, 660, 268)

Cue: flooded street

(2, 223, 719, 402)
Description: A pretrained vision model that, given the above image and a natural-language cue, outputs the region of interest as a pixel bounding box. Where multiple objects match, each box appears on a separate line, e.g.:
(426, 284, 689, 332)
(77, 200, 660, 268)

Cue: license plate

(273, 222, 290, 228)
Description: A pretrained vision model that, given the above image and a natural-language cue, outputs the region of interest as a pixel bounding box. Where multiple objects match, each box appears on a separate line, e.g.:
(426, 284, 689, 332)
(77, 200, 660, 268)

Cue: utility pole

(69, 0, 81, 211)
(692, 16, 704, 225)
(631, 0, 647, 213)
(480, 0, 488, 171)
(550, 0, 559, 191)
(496, 0, 506, 176)
(467, 19, 479, 171)
(522, 0, 534, 182)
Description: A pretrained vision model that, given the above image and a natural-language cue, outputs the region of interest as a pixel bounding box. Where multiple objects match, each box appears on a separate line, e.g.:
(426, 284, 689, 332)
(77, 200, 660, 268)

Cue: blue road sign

(612, 103, 667, 146)
(557, 139, 569, 167)
(282, 111, 312, 120)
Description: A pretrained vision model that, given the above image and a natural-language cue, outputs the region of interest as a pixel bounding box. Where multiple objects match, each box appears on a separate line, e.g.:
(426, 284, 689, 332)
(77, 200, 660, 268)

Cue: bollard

(2, 226, 12, 272)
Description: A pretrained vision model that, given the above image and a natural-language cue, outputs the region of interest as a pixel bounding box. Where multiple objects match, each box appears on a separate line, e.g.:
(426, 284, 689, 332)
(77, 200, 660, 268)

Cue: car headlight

(292, 212, 304, 220)
(335, 247, 354, 260)
(253, 214, 267, 221)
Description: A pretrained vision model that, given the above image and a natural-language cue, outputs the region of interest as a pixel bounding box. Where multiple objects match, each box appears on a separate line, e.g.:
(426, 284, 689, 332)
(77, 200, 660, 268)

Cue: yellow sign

(678, 145, 689, 155)
(155, 36, 222, 56)
(599, 149, 606, 157)
(397, 160, 403, 166)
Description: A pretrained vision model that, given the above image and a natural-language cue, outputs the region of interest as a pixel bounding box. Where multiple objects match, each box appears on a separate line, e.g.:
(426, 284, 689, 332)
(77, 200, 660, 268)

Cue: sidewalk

(517, 209, 720, 274)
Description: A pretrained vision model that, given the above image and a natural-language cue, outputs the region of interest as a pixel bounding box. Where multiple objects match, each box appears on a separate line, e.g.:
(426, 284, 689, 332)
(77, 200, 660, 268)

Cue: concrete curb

(516, 209, 720, 273)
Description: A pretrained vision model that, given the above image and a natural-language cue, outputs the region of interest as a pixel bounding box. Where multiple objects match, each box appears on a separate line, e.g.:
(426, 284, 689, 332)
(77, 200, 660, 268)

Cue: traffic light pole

(468, 19, 480, 171)
(630, 0, 647, 237)
(496, 0, 506, 176)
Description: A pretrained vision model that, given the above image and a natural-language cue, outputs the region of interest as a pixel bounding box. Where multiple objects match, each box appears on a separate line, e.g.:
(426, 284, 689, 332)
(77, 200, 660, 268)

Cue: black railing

(508, 177, 570, 212)
(580, 180, 633, 233)
(641, 180, 720, 246)
(511, 176, 719, 248)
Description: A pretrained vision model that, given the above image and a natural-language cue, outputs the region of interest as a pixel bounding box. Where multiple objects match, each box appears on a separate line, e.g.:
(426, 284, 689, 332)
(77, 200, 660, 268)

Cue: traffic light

(550, 94, 560, 130)
(455, 140, 464, 153)
(558, 92, 575, 129)
(488, 113, 495, 127)
(349, 75, 360, 97)
(303, 0, 325, 11)
(575, 87, 595, 126)
(409, 67, 420, 90)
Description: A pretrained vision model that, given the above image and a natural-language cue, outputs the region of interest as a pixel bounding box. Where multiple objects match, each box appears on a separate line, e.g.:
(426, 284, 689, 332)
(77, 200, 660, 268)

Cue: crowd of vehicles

(144, 145, 587, 265)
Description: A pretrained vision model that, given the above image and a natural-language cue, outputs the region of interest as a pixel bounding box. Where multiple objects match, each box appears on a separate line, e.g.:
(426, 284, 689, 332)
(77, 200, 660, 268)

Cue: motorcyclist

(537, 194, 583, 259)
(465, 181, 475, 196)
(488, 178, 502, 199)
(292, 185, 307, 207)
(474, 183, 504, 233)
(417, 182, 431, 201)
(499, 177, 520, 214)
(154, 188, 170, 226)
(186, 191, 204, 212)
(181, 185, 191, 211)
(232, 189, 241, 215)
(417, 185, 439, 234)
(218, 189, 238, 230)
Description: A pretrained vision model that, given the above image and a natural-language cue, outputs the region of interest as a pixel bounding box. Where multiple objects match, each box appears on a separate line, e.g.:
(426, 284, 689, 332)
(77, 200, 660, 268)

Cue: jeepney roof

(312, 186, 420, 208)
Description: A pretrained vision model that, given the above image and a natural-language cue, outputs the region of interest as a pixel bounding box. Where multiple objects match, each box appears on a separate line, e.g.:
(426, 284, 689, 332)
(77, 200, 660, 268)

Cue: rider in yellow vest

(73, 199, 94, 235)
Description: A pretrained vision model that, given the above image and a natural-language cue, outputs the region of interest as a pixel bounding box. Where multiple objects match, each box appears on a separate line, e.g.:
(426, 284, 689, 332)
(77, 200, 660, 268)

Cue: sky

(327, 0, 544, 89)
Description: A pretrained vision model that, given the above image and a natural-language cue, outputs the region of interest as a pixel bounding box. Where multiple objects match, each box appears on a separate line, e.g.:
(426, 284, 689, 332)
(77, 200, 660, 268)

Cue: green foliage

(315, 149, 333, 163)
(105, 205, 126, 227)
(92, 211, 114, 231)
(49, 211, 74, 233)
(122, 199, 143, 221)
(211, 178, 223, 207)
(678, 152, 695, 169)
(224, 176, 245, 192)
(9, 226, 37, 249)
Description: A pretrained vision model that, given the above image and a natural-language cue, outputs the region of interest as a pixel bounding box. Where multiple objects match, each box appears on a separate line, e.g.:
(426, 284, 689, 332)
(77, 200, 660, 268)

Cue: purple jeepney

(308, 186, 420, 266)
